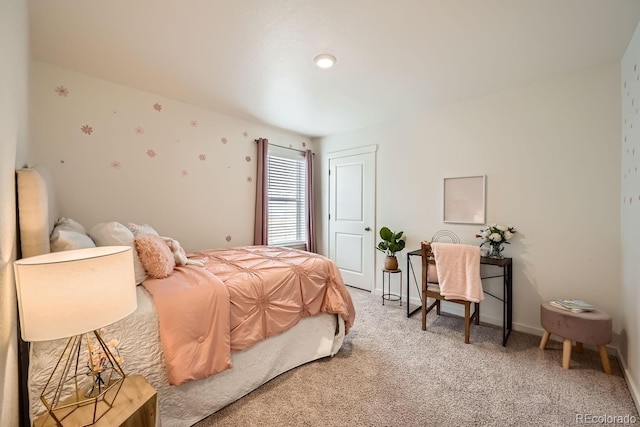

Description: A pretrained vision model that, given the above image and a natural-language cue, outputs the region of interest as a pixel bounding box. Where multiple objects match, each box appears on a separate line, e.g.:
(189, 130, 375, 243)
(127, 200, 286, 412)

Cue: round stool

(539, 301, 612, 374)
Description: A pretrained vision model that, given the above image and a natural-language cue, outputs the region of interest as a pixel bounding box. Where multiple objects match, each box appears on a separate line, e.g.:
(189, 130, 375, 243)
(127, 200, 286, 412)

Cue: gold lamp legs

(39, 330, 126, 426)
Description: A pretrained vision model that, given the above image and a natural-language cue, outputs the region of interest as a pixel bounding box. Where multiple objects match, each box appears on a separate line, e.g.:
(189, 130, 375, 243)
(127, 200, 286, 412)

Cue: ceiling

(29, 1, 640, 138)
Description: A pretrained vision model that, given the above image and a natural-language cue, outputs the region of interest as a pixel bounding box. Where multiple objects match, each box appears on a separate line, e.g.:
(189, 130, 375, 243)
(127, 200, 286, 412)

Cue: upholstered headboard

(15, 166, 58, 426)
(16, 166, 57, 258)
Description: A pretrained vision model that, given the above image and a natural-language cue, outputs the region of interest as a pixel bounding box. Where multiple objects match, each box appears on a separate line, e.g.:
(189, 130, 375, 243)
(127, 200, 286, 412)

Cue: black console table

(406, 249, 513, 346)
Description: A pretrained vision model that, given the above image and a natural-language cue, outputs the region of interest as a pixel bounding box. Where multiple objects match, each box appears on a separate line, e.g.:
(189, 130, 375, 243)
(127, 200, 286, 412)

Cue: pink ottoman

(539, 301, 612, 374)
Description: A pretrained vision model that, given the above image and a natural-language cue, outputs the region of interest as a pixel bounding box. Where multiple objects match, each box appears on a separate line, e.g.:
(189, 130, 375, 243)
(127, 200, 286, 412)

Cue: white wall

(31, 61, 313, 251)
(316, 64, 621, 339)
(0, 0, 30, 425)
(620, 21, 640, 408)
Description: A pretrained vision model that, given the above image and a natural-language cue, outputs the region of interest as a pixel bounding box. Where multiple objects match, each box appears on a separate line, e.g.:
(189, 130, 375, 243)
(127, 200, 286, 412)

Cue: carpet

(195, 287, 638, 426)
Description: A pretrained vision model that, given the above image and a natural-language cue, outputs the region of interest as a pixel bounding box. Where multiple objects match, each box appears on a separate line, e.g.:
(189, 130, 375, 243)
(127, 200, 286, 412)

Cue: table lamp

(14, 246, 137, 426)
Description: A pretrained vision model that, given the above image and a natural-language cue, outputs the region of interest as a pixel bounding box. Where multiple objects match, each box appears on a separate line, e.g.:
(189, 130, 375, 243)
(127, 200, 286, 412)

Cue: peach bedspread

(143, 246, 355, 386)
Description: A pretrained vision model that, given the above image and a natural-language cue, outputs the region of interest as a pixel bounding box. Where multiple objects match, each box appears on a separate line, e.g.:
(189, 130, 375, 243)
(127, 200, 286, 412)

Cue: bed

(16, 166, 356, 427)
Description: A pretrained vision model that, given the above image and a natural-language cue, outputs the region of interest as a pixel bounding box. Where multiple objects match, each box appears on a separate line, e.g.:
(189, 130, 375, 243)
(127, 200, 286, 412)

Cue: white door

(328, 146, 376, 291)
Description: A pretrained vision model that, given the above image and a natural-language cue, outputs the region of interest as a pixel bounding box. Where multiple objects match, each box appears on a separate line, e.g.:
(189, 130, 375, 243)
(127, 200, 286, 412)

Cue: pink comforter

(143, 246, 355, 385)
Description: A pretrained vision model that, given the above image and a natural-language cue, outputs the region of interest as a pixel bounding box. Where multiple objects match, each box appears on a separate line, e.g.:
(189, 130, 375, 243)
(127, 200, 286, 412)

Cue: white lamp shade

(14, 246, 137, 342)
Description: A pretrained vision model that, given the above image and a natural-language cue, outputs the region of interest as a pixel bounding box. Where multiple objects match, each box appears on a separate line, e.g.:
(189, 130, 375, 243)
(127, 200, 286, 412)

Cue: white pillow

(127, 222, 159, 237)
(50, 229, 96, 252)
(89, 222, 147, 285)
(55, 217, 87, 234)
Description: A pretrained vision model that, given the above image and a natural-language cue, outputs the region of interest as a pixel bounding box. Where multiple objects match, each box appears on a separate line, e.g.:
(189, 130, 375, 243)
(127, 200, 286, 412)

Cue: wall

(31, 61, 312, 251)
(0, 0, 30, 425)
(316, 64, 622, 340)
(621, 21, 640, 408)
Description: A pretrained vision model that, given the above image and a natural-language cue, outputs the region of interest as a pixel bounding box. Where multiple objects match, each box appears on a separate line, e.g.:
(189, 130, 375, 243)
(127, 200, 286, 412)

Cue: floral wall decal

(33, 62, 312, 251)
(55, 85, 69, 97)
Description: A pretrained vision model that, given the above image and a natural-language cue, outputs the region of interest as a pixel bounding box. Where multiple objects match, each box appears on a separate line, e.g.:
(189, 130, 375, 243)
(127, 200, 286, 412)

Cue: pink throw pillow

(134, 235, 176, 279)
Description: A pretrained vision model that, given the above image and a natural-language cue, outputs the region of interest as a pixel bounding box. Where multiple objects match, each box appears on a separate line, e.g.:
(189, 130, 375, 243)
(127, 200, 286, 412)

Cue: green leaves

(376, 227, 406, 256)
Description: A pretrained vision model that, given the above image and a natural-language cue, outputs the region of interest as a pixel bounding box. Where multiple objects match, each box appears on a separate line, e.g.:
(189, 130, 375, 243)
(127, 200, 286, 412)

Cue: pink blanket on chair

(432, 243, 483, 303)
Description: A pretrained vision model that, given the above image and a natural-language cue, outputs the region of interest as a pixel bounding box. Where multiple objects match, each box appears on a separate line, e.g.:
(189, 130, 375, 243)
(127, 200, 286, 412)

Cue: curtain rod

(254, 139, 314, 155)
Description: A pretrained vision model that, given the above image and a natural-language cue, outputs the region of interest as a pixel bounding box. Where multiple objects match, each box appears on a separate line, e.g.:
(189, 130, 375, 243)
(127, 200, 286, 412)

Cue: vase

(84, 371, 107, 398)
(384, 256, 398, 270)
(487, 244, 504, 259)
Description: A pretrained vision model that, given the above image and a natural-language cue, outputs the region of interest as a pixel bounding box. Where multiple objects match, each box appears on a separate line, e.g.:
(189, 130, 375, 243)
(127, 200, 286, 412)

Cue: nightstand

(33, 375, 157, 427)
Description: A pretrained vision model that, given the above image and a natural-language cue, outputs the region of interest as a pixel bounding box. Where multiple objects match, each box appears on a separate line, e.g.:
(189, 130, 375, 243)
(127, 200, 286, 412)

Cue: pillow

(127, 222, 159, 237)
(89, 222, 147, 284)
(54, 217, 87, 234)
(50, 229, 96, 252)
(134, 234, 176, 279)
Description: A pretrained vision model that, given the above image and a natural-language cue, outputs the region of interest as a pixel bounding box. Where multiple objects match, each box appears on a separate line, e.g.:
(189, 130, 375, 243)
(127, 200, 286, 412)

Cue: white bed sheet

(29, 286, 345, 426)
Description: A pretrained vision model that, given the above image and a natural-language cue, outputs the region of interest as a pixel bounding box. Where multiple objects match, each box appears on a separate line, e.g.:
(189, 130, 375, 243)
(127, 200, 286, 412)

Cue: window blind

(267, 146, 307, 247)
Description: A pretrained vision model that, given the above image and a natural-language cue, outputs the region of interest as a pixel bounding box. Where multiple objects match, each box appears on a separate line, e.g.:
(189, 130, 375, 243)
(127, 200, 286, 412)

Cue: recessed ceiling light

(314, 54, 337, 69)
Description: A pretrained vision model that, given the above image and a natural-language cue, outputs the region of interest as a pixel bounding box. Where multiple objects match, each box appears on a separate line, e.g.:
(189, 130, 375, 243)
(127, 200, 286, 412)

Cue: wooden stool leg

(539, 330, 550, 350)
(575, 342, 583, 354)
(562, 338, 572, 369)
(598, 345, 612, 375)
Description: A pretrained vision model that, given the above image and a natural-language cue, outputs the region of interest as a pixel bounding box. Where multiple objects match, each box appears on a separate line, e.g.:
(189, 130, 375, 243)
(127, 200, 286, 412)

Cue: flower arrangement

(85, 329, 124, 397)
(475, 224, 516, 258)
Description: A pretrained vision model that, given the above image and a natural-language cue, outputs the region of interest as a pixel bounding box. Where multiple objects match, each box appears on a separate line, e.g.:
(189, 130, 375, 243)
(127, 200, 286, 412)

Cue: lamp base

(39, 331, 126, 426)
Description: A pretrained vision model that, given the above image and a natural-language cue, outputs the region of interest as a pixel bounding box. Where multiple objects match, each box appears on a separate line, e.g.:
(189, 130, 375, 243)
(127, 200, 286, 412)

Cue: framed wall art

(443, 175, 486, 224)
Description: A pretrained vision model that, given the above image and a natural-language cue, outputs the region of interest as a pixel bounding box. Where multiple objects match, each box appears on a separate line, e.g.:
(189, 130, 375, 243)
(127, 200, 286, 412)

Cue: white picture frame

(443, 175, 486, 224)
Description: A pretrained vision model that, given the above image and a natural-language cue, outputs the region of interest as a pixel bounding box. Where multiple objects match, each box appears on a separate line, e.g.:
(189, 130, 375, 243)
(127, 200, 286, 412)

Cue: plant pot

(384, 255, 398, 271)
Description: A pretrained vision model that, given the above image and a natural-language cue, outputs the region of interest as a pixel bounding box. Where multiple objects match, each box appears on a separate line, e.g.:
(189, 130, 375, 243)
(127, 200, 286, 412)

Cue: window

(267, 146, 307, 248)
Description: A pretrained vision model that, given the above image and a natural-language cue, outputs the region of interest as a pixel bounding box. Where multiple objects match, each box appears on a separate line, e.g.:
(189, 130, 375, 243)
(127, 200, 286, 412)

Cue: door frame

(327, 144, 377, 291)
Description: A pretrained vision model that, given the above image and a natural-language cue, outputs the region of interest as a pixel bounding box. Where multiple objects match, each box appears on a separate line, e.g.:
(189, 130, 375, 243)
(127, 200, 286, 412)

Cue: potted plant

(376, 226, 406, 270)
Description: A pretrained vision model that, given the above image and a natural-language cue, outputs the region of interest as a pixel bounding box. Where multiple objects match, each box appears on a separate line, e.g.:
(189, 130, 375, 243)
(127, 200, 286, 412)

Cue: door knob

(364, 227, 371, 231)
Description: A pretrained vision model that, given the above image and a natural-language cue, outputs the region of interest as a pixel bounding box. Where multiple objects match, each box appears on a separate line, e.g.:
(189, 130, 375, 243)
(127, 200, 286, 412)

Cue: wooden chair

(421, 241, 480, 344)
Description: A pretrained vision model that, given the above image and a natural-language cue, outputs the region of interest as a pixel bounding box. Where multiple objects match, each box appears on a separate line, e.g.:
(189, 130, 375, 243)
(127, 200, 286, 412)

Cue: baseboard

(617, 348, 640, 412)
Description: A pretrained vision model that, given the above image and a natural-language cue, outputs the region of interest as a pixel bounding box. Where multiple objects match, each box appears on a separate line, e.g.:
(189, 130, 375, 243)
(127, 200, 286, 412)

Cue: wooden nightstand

(33, 375, 157, 427)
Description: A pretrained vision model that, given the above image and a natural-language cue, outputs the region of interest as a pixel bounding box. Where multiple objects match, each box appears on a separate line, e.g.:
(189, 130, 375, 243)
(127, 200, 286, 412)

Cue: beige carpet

(195, 288, 638, 426)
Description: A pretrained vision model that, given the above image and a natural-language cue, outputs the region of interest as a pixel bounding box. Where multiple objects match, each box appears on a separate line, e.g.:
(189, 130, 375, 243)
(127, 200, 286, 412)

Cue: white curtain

(0, 1, 30, 425)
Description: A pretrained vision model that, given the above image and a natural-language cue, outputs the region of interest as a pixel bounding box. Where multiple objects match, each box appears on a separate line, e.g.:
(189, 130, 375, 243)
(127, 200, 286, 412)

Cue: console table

(406, 249, 513, 346)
